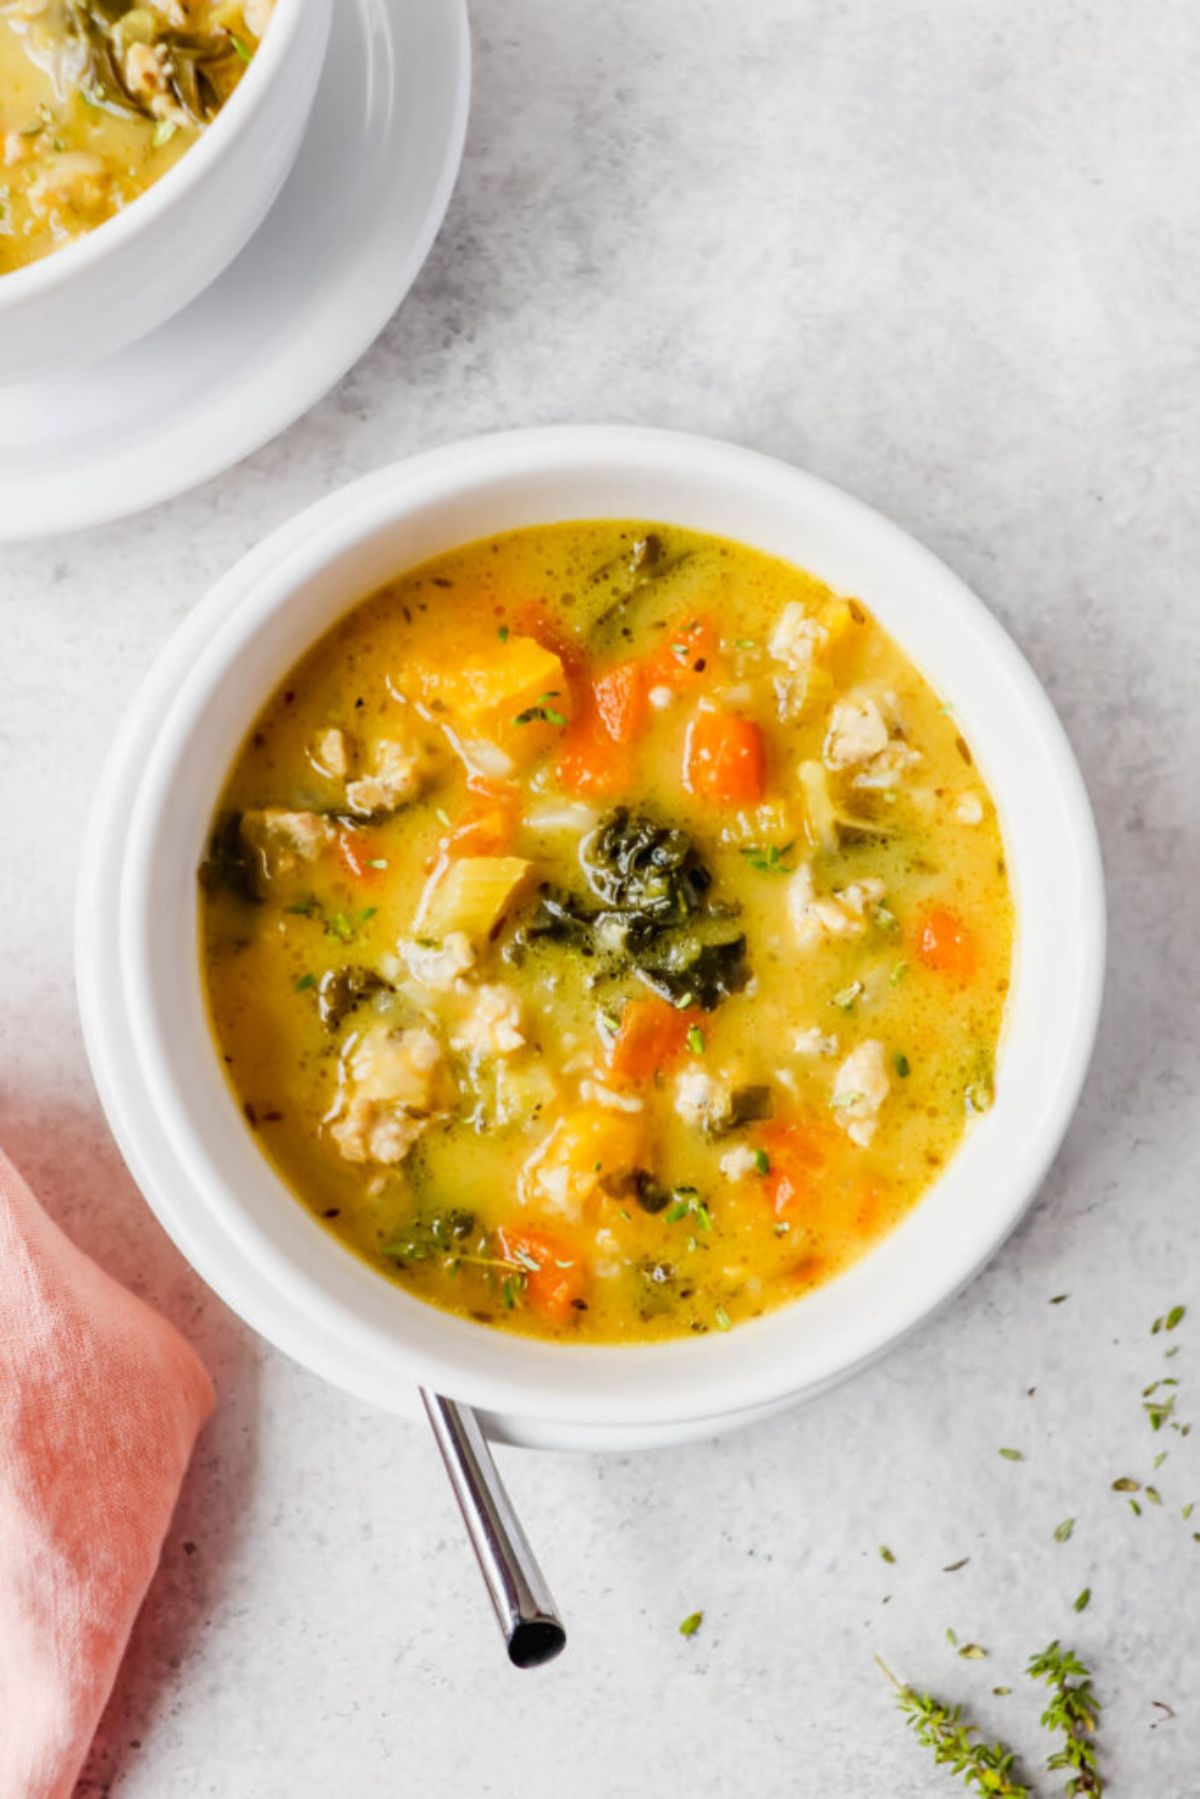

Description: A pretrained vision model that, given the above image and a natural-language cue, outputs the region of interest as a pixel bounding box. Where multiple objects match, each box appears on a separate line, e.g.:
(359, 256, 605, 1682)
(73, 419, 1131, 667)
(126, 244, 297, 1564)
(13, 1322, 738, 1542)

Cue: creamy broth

(200, 522, 1014, 1344)
(0, 1, 272, 274)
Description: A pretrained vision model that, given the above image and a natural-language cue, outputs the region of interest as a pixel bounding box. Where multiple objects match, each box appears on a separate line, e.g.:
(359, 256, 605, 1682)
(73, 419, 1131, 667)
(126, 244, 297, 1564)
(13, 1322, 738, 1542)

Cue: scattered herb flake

(679, 1610, 703, 1638)
(1053, 1518, 1075, 1543)
(1073, 1587, 1091, 1613)
(880, 1545, 896, 1564)
(998, 1447, 1024, 1462)
(687, 1025, 706, 1055)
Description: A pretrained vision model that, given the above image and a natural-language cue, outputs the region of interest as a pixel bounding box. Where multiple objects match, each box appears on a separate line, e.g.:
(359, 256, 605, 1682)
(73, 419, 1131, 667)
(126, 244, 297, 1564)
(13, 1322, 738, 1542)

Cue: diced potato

(415, 855, 531, 942)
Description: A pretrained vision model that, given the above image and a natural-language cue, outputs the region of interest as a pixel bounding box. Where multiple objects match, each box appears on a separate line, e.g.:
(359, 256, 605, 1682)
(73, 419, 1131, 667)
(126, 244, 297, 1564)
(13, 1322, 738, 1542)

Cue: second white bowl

(0, 0, 332, 384)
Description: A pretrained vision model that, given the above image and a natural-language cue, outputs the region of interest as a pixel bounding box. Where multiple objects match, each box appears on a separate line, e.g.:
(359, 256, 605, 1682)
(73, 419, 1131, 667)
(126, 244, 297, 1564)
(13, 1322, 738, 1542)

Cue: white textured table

(3, 1, 1199, 1792)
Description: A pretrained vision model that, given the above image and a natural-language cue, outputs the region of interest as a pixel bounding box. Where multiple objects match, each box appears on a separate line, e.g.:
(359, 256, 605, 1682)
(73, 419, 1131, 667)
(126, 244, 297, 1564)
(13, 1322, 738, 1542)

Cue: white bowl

(0, 0, 332, 384)
(77, 427, 1105, 1450)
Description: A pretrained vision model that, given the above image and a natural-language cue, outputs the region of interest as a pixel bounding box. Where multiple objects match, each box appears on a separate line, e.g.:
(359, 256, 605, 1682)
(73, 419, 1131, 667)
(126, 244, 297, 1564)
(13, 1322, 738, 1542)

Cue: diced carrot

(756, 1119, 832, 1217)
(592, 661, 646, 745)
(496, 1226, 587, 1324)
(337, 828, 387, 882)
(444, 782, 521, 858)
(914, 903, 977, 981)
(556, 660, 646, 796)
(644, 613, 720, 689)
(557, 714, 630, 796)
(607, 995, 705, 1083)
(683, 712, 766, 807)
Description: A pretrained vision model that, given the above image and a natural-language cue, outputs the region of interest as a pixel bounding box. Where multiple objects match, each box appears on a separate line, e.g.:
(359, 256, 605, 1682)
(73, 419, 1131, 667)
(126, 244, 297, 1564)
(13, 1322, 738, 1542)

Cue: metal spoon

(421, 1389, 567, 1668)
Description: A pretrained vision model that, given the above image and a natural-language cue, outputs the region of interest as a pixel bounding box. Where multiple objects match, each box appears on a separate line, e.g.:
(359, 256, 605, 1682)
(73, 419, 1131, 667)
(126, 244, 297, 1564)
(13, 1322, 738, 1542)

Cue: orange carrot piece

(592, 660, 646, 745)
(445, 782, 521, 857)
(607, 995, 705, 1083)
(496, 1226, 586, 1324)
(644, 613, 720, 689)
(683, 711, 766, 807)
(914, 903, 977, 980)
(556, 660, 646, 795)
(756, 1119, 831, 1217)
(337, 829, 387, 882)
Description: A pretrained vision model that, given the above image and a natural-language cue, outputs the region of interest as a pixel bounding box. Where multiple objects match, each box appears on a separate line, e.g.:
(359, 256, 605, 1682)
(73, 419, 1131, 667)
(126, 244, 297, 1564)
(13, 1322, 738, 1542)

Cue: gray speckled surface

(2, 0, 1199, 1792)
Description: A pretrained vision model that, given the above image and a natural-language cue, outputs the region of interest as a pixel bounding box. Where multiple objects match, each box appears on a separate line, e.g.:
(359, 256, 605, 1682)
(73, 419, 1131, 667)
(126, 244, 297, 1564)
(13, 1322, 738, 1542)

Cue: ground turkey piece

(330, 1024, 446, 1164)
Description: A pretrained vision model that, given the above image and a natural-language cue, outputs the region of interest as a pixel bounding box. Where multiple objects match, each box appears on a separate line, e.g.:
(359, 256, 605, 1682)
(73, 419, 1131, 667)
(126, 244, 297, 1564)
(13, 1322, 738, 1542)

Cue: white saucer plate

(0, 0, 470, 542)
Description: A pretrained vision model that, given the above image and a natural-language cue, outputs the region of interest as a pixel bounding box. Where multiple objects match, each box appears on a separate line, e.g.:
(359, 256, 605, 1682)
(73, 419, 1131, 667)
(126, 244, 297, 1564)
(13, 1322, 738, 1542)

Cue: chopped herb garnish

(1050, 1294, 1070, 1304)
(831, 981, 863, 1012)
(998, 1447, 1024, 1462)
(880, 1545, 896, 1564)
(498, 625, 510, 642)
(753, 1147, 770, 1175)
(679, 1610, 703, 1638)
(1111, 1477, 1140, 1493)
(889, 960, 909, 986)
(228, 30, 253, 62)
(958, 1643, 988, 1661)
(713, 1304, 731, 1332)
(1053, 1518, 1075, 1543)
(293, 972, 317, 992)
(894, 1052, 911, 1078)
(741, 842, 795, 875)
(1073, 1588, 1091, 1613)
(514, 692, 568, 727)
(687, 1024, 706, 1055)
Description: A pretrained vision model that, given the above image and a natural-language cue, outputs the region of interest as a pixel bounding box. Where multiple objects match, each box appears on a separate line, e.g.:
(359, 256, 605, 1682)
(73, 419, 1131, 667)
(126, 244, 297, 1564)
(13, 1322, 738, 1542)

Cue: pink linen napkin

(0, 1147, 214, 1799)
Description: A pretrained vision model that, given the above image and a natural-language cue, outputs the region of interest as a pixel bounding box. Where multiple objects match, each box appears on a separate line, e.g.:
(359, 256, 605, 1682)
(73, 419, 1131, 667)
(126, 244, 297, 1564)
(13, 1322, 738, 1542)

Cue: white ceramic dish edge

(77, 427, 1106, 1450)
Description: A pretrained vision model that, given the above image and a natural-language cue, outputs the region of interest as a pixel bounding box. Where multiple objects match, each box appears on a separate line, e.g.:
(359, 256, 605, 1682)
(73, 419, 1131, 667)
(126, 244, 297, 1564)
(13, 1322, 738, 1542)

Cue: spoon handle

(421, 1389, 567, 1668)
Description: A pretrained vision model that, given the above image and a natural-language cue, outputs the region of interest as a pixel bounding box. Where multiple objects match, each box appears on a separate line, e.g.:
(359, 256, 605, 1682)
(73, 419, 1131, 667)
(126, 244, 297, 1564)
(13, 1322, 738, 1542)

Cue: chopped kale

(510, 809, 749, 1011)
(317, 965, 386, 1030)
(198, 810, 260, 903)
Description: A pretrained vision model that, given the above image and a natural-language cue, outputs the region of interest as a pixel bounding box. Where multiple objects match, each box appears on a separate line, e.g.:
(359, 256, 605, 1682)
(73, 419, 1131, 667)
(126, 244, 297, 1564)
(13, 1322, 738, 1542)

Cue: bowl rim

(0, 0, 320, 307)
(78, 426, 1107, 1434)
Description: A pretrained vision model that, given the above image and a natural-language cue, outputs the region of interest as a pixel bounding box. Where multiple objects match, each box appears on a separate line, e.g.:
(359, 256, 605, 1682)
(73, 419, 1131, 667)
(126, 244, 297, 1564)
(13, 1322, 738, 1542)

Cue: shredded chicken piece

(346, 737, 430, 814)
(788, 863, 885, 951)
(311, 726, 350, 779)
(399, 933, 475, 992)
(823, 693, 890, 770)
(241, 807, 334, 880)
(450, 984, 525, 1058)
(831, 1040, 890, 1148)
(769, 602, 827, 673)
(329, 1025, 445, 1165)
(793, 1027, 839, 1057)
(719, 1144, 759, 1182)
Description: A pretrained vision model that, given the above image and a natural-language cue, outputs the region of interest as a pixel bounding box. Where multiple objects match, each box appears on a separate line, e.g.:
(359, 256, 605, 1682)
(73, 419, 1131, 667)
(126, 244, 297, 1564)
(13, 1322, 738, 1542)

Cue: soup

(0, 0, 272, 275)
(200, 522, 1014, 1344)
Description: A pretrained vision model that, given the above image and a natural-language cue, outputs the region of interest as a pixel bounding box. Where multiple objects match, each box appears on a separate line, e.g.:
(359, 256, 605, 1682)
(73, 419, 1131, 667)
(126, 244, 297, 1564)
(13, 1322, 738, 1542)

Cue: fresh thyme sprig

(878, 1659, 1030, 1796)
(1026, 1642, 1103, 1796)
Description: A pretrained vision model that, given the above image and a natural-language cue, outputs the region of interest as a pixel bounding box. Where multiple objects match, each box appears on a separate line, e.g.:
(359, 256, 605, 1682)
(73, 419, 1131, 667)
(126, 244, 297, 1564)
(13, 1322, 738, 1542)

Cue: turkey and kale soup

(200, 523, 1013, 1343)
(0, 1, 273, 274)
